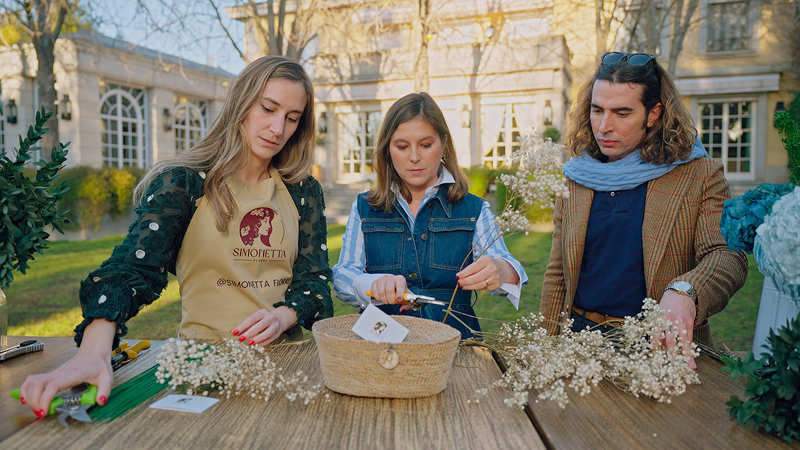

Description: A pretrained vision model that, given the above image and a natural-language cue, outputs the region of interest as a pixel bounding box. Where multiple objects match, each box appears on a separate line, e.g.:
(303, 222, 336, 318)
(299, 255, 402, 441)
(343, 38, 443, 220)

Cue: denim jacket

(356, 188, 483, 338)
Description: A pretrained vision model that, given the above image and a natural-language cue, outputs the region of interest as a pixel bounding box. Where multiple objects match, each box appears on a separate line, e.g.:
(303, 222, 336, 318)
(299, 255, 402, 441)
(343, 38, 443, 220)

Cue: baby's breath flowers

(483, 299, 700, 409)
(495, 132, 569, 233)
(155, 338, 323, 405)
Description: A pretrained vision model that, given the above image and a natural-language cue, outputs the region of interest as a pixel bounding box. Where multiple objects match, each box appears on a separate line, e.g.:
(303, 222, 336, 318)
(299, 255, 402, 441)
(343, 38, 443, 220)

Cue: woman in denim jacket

(333, 93, 526, 338)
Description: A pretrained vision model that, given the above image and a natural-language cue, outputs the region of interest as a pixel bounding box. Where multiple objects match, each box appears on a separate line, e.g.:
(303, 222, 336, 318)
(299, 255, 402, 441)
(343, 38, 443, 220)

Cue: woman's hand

(456, 256, 518, 291)
(232, 306, 297, 346)
(368, 275, 408, 306)
(19, 319, 115, 417)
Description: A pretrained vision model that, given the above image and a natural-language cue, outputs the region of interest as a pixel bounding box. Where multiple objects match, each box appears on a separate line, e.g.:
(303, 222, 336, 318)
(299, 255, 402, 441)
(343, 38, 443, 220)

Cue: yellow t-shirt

(175, 166, 299, 341)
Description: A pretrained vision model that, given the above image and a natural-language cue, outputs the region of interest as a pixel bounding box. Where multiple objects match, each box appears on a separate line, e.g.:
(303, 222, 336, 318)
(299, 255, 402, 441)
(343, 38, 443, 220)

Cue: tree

(411, 0, 431, 91)
(0, 1, 82, 158)
(208, 0, 324, 62)
(622, 0, 699, 73)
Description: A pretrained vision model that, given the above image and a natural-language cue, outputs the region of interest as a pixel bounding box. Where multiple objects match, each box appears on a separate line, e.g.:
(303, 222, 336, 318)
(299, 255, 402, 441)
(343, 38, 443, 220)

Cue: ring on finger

(484, 279, 489, 289)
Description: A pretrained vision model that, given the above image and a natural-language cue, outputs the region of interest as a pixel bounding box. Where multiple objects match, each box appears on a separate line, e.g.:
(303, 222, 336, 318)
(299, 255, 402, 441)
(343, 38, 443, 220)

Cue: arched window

(174, 101, 207, 152)
(99, 83, 147, 168)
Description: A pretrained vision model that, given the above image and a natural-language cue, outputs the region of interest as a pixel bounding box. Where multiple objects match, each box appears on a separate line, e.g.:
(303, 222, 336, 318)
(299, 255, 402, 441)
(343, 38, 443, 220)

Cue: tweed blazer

(540, 157, 748, 344)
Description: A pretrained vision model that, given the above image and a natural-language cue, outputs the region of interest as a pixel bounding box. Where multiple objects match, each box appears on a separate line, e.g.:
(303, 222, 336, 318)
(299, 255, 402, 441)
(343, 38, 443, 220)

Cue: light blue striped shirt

(332, 168, 528, 309)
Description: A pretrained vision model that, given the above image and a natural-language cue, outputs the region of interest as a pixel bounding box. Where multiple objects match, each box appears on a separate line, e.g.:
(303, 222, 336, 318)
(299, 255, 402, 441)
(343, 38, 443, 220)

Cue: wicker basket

(312, 314, 461, 398)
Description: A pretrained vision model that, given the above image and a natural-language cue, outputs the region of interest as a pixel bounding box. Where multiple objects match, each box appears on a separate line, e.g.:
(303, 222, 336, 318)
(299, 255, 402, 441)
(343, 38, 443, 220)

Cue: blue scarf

(562, 137, 709, 191)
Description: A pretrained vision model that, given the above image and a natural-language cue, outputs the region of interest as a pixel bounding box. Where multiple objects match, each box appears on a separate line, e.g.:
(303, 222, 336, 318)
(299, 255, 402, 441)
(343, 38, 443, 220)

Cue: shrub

(463, 166, 492, 198)
(57, 166, 143, 231)
(774, 104, 800, 186)
(542, 126, 561, 143)
(77, 171, 111, 231)
(104, 167, 142, 217)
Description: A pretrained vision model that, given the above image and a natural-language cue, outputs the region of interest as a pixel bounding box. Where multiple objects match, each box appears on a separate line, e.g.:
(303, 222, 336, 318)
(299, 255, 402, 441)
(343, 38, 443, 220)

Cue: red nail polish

(36, 410, 45, 418)
(248, 340, 255, 346)
(238, 336, 246, 342)
(232, 329, 240, 336)
(19, 397, 25, 405)
(98, 396, 107, 406)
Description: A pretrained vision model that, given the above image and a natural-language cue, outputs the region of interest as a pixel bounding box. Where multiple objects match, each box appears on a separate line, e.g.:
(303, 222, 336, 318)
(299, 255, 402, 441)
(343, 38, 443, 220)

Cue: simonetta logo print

(240, 207, 278, 246)
(233, 207, 287, 262)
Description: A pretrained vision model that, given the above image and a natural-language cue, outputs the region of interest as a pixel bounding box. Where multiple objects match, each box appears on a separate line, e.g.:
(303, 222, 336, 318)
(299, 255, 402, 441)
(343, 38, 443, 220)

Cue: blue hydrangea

(720, 183, 794, 253)
(754, 186, 800, 303)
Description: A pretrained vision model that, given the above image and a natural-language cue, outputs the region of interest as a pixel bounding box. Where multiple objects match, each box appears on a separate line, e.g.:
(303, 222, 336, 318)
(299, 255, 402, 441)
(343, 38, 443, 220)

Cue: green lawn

(7, 226, 762, 351)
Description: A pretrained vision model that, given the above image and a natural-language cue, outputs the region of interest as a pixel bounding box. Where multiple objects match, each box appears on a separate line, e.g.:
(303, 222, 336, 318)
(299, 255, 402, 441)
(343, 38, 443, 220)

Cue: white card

(149, 394, 219, 413)
(352, 304, 409, 343)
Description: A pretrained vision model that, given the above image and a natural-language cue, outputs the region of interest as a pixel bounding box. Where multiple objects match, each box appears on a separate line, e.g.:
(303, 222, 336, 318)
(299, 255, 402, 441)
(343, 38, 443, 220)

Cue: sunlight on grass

(10, 307, 84, 337)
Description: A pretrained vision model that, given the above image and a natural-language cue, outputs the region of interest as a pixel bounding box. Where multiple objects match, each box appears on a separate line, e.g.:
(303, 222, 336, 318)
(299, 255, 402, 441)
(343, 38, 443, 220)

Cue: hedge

(56, 166, 144, 231)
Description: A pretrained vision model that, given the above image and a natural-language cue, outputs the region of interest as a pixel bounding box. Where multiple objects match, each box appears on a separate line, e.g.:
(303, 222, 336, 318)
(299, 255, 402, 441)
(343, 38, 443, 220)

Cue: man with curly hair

(540, 53, 748, 368)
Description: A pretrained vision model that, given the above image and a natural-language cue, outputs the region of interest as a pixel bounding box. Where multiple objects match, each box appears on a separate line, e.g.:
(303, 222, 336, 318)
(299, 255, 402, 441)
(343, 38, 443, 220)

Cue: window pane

(740, 160, 750, 172)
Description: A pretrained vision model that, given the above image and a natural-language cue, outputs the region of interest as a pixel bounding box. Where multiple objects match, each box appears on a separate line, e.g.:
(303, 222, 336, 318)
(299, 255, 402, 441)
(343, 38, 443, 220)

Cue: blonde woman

(333, 93, 527, 339)
(19, 56, 333, 417)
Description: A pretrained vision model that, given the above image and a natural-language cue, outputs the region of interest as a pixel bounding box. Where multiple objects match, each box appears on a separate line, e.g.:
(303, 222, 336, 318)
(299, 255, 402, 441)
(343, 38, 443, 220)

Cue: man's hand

(658, 290, 697, 370)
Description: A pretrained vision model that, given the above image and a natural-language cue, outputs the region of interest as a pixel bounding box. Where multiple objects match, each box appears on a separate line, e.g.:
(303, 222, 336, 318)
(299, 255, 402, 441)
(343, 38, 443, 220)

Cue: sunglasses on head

(601, 52, 655, 67)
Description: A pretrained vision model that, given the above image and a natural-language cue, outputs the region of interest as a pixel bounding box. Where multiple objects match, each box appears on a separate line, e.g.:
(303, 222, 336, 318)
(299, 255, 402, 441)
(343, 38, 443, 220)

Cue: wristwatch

(665, 280, 697, 305)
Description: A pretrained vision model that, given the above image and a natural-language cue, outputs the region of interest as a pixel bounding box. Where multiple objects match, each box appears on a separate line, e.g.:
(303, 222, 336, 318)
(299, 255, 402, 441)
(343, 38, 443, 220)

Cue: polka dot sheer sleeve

(274, 176, 334, 331)
(74, 167, 203, 348)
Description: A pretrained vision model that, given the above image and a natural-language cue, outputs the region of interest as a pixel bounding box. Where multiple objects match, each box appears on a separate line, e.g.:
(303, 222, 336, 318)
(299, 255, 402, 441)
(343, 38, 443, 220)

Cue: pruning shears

(365, 290, 448, 311)
(111, 340, 150, 370)
(8, 340, 150, 427)
(11, 383, 97, 427)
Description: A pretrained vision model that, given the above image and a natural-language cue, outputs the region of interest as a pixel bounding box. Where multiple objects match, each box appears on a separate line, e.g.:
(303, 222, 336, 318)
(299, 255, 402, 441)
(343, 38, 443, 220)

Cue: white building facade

(0, 31, 233, 169)
(232, 0, 570, 185)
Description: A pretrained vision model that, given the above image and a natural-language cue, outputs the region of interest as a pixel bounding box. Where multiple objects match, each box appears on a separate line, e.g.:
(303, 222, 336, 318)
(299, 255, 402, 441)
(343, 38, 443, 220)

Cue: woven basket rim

(312, 314, 460, 346)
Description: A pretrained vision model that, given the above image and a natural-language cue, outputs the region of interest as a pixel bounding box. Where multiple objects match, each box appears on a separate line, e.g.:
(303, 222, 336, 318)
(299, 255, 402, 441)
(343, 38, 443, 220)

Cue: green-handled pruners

(11, 383, 97, 427)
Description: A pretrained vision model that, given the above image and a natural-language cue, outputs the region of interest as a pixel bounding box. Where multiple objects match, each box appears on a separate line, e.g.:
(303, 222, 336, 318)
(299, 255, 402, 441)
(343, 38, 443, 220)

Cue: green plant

(723, 313, 800, 443)
(104, 168, 140, 217)
(0, 109, 69, 289)
(56, 166, 143, 230)
(542, 126, 561, 143)
(463, 166, 492, 198)
(774, 110, 800, 186)
(77, 171, 112, 232)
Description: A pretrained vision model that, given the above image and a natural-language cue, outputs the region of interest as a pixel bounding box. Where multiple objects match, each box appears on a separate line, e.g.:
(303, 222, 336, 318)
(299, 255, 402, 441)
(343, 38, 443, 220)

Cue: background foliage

(0, 109, 69, 289)
(57, 166, 144, 231)
(774, 93, 800, 185)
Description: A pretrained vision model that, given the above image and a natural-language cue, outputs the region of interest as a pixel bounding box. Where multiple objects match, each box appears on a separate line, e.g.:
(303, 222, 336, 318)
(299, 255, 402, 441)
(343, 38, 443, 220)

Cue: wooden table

(0, 336, 793, 449)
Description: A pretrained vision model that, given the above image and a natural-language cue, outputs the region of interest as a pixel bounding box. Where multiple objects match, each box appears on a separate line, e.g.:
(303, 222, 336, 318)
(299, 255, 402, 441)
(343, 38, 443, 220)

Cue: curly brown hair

(565, 56, 697, 164)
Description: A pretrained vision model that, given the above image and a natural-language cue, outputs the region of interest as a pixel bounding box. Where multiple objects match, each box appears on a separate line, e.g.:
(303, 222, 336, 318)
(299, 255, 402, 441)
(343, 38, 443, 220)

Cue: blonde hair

(565, 57, 696, 164)
(367, 92, 469, 212)
(134, 56, 315, 231)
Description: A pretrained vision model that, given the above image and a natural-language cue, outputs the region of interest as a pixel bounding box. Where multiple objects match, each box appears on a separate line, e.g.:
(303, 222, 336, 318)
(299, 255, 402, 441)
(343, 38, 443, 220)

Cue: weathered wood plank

(524, 353, 795, 449)
(2, 338, 544, 449)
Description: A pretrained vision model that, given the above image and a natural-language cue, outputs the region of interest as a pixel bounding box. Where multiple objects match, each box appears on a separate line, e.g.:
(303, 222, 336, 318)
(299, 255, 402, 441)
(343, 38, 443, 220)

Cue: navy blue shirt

(573, 182, 648, 317)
